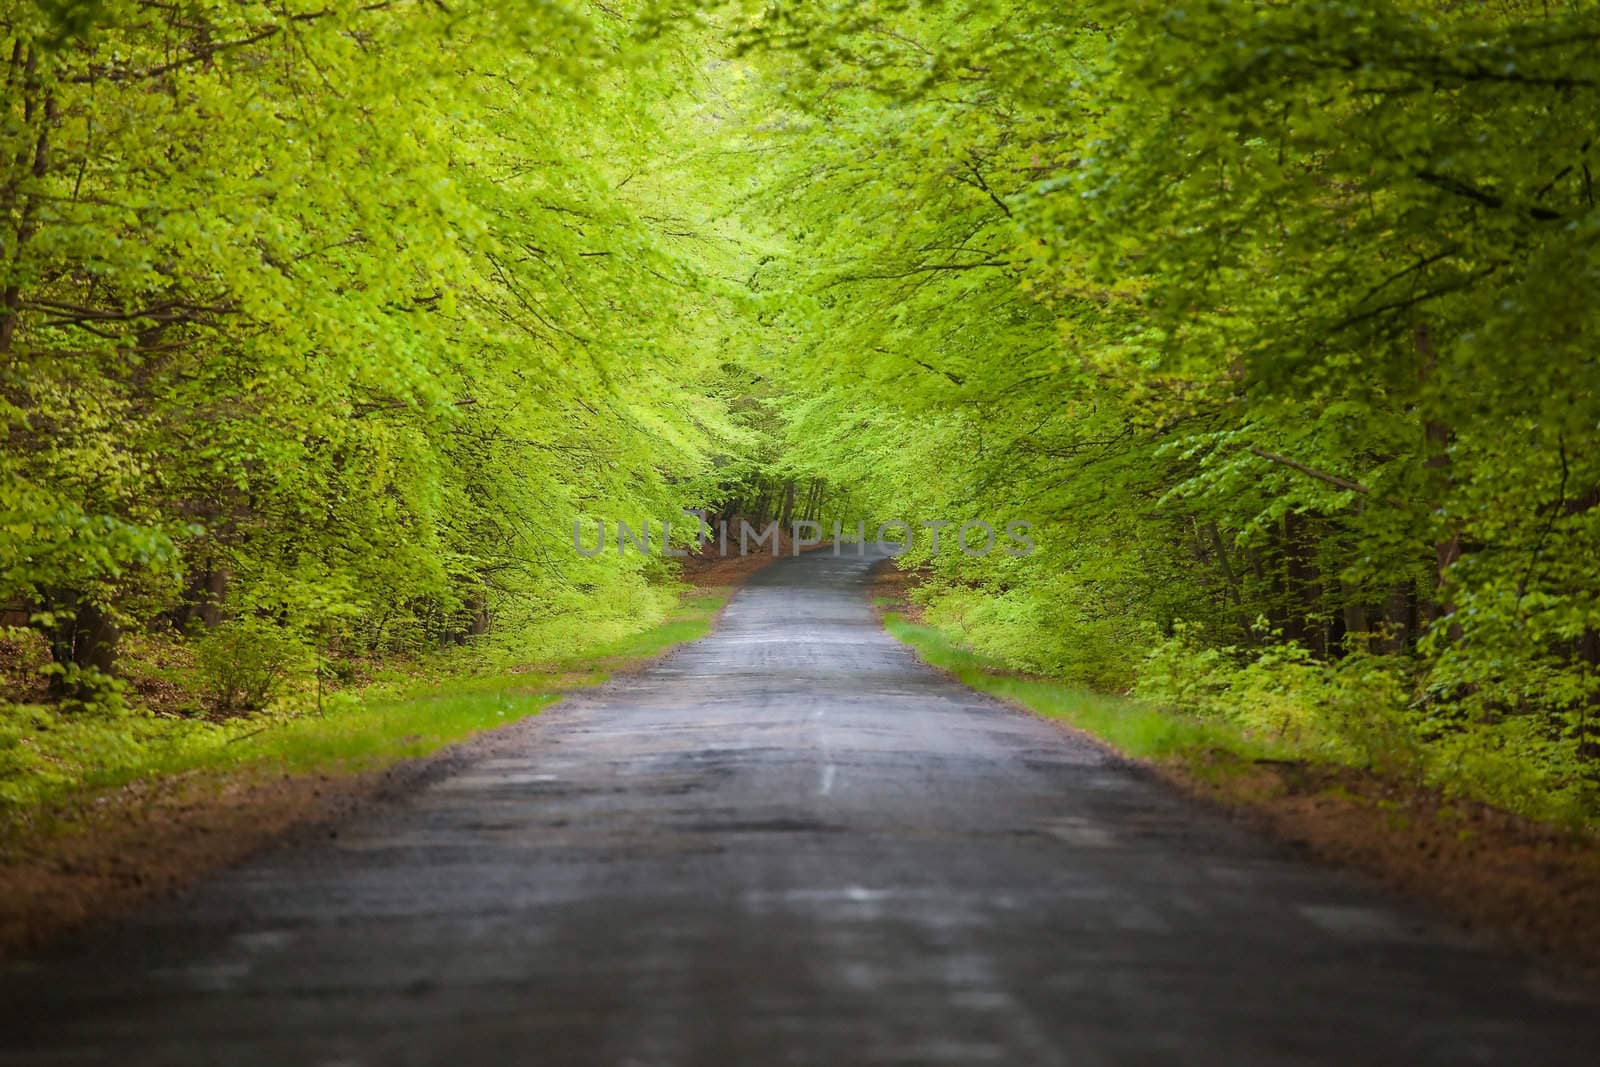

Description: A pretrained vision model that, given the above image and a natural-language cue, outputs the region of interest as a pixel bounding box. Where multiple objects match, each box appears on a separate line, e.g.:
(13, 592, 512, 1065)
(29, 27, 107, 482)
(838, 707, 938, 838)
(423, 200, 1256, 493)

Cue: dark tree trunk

(1378, 581, 1420, 656)
(1203, 521, 1256, 644)
(1282, 511, 1325, 655)
(1417, 323, 1461, 636)
(172, 566, 230, 631)
(778, 479, 796, 531)
(1340, 577, 1369, 655)
(41, 591, 122, 694)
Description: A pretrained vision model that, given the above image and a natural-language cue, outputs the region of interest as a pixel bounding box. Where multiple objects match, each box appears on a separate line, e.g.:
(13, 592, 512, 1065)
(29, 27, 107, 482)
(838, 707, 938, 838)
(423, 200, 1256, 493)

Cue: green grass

(882, 613, 1284, 764)
(584, 591, 726, 660)
(1, 587, 732, 821)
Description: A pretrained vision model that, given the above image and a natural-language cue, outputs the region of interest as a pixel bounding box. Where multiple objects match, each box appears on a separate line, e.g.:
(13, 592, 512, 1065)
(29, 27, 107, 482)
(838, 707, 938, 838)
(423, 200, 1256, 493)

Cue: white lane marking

(231, 929, 296, 953)
(819, 763, 837, 796)
(150, 960, 253, 992)
(843, 885, 888, 902)
(429, 772, 559, 792)
(1043, 817, 1117, 847)
(1297, 904, 1413, 941)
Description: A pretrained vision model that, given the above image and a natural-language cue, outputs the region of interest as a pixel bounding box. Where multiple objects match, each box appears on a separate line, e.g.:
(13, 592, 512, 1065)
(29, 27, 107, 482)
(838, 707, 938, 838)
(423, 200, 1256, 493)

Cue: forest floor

(0, 545, 792, 960)
(869, 565, 1600, 976)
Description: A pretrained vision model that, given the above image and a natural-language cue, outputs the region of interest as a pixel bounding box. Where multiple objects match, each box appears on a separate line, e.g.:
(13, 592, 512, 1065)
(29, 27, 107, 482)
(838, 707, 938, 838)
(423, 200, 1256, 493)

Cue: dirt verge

(1165, 756, 1600, 975)
(1, 769, 376, 958)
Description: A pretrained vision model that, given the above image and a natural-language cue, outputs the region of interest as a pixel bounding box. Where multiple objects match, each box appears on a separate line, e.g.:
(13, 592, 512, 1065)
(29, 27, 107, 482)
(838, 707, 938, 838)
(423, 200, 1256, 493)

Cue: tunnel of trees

(4, 0, 1600, 824)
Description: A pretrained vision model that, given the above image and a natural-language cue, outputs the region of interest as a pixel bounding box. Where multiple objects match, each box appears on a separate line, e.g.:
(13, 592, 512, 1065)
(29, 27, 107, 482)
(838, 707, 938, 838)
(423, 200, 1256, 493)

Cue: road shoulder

(0, 549, 782, 960)
(868, 563, 1600, 979)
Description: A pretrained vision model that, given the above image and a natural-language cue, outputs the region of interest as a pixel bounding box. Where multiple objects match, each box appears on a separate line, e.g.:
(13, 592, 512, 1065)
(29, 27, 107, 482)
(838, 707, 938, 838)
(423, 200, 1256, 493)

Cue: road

(2, 549, 1597, 1065)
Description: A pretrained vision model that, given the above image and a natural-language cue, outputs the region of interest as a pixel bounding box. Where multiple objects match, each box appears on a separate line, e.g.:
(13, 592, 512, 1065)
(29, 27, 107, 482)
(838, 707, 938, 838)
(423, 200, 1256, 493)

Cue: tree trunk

(1203, 521, 1256, 644)
(41, 591, 122, 694)
(1417, 323, 1461, 636)
(173, 565, 230, 631)
(1340, 577, 1369, 656)
(1282, 511, 1325, 655)
(778, 479, 796, 531)
(1378, 582, 1418, 656)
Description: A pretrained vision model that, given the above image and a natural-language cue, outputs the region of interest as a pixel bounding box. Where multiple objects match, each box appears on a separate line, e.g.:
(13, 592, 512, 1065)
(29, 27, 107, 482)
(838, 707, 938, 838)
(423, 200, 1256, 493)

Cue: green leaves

(0, 1, 742, 675)
(5, 0, 1600, 820)
(722, 0, 1600, 819)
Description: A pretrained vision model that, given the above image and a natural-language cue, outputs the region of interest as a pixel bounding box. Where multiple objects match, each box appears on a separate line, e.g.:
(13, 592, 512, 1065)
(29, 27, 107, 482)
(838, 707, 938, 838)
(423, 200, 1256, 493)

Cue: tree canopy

(5, 0, 1600, 823)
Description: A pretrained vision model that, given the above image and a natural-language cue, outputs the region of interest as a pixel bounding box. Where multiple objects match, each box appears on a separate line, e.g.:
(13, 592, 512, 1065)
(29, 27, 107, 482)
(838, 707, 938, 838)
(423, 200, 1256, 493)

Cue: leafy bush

(195, 619, 311, 712)
(36, 662, 132, 716)
(1422, 713, 1596, 827)
(1133, 629, 1600, 823)
(923, 582, 1151, 692)
(1134, 626, 1238, 721)
(1136, 629, 1425, 775)
(0, 699, 223, 812)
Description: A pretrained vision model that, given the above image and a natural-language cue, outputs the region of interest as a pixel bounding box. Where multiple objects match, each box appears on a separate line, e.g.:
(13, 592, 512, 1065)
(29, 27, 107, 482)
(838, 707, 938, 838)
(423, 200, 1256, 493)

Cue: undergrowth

(0, 586, 728, 820)
(886, 609, 1597, 830)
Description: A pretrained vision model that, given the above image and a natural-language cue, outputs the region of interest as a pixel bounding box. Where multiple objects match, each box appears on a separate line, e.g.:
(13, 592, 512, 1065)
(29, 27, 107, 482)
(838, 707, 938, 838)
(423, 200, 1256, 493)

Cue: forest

(4, 0, 1600, 829)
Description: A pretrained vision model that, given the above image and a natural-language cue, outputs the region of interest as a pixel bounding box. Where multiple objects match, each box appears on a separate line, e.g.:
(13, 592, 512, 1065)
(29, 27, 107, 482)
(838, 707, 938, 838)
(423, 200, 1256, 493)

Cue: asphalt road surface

(3, 549, 1598, 1065)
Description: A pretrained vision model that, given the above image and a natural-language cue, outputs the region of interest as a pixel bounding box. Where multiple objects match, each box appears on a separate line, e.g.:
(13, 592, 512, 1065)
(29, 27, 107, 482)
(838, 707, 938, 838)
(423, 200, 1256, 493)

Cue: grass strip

(882, 612, 1287, 765)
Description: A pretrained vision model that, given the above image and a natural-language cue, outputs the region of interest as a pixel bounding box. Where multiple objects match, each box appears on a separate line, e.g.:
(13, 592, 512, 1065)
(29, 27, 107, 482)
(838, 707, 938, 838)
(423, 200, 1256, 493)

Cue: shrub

(924, 583, 1151, 692)
(1137, 629, 1425, 775)
(195, 619, 310, 712)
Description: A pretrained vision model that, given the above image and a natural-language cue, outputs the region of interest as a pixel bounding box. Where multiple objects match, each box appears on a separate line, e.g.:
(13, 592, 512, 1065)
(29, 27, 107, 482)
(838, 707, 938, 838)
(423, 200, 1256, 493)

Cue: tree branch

(1249, 447, 1371, 495)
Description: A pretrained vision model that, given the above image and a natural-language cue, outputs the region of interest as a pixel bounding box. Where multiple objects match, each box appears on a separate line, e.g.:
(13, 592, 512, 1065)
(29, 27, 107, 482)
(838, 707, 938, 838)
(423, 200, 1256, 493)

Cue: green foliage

(884, 613, 1280, 763)
(0, 0, 760, 682)
(1135, 627, 1595, 825)
(195, 619, 310, 712)
(921, 580, 1151, 693)
(0, 697, 218, 811)
(5, 0, 1599, 830)
(1137, 628, 1424, 773)
(724, 0, 1600, 825)
(1, 584, 731, 817)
